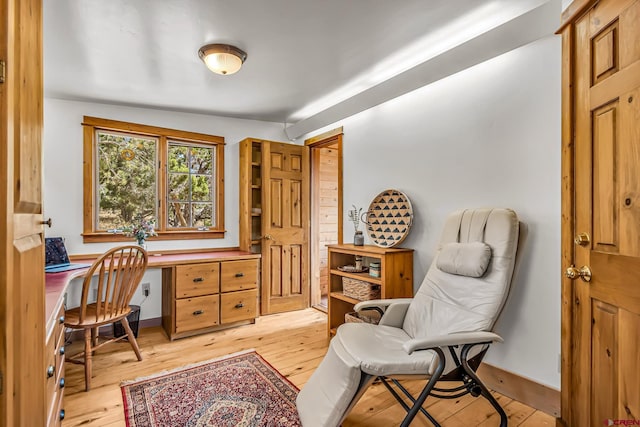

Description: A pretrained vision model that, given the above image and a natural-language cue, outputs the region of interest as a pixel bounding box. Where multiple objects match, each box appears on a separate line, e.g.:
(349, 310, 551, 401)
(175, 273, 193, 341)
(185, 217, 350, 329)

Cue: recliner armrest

(403, 331, 504, 354)
(354, 298, 413, 312)
(354, 299, 413, 328)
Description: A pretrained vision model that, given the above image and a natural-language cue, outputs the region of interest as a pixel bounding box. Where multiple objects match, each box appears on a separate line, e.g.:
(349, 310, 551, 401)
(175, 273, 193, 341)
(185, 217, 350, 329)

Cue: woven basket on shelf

(345, 311, 381, 325)
(342, 277, 381, 300)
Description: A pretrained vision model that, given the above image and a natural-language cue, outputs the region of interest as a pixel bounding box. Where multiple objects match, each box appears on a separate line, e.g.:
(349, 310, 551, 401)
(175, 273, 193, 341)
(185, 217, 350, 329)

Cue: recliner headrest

(436, 242, 492, 278)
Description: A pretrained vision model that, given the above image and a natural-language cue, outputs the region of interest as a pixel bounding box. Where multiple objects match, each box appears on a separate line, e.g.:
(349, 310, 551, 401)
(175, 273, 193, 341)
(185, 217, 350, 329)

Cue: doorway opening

(306, 128, 343, 312)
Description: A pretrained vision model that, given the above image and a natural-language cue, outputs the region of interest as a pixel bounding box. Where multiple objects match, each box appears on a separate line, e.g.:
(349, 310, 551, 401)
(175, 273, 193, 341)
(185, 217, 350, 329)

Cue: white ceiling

(44, 0, 557, 135)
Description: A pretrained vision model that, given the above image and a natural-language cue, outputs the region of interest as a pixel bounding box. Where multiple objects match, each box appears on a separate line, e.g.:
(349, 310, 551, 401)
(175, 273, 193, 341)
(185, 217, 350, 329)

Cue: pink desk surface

(45, 250, 259, 337)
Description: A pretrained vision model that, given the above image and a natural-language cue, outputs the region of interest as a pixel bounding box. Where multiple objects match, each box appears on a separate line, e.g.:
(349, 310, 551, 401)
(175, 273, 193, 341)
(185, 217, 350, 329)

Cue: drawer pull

(193, 310, 204, 316)
(235, 272, 244, 278)
(59, 378, 65, 389)
(47, 365, 55, 378)
(59, 346, 65, 356)
(60, 409, 65, 421)
(235, 303, 245, 308)
(193, 277, 204, 282)
(59, 316, 65, 324)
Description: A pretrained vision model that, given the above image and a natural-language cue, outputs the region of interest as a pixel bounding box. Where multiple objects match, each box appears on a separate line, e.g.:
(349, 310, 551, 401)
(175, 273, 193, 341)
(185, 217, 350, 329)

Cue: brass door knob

(263, 234, 273, 240)
(574, 232, 590, 246)
(565, 265, 592, 282)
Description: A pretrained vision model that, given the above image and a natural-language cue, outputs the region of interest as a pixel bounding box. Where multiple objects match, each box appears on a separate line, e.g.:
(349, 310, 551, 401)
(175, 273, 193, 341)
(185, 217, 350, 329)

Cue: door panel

(290, 180, 302, 227)
(590, 300, 617, 424)
(262, 141, 309, 314)
(1, 0, 45, 425)
(618, 310, 640, 418)
(592, 101, 618, 252)
(571, 1, 640, 424)
(270, 179, 283, 228)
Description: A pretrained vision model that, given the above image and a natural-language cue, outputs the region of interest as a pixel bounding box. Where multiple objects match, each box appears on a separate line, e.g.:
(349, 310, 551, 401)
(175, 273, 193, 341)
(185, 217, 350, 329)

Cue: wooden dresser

(162, 255, 260, 340)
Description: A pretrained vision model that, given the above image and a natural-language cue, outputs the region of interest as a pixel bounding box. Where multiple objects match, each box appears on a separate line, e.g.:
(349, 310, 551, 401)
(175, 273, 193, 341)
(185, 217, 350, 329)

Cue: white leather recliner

(296, 208, 521, 427)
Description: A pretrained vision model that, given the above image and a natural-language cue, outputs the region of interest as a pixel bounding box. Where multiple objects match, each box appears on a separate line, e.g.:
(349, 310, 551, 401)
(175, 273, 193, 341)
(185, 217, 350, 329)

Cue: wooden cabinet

(46, 304, 66, 426)
(239, 138, 310, 315)
(239, 139, 264, 254)
(162, 256, 260, 340)
(327, 244, 414, 336)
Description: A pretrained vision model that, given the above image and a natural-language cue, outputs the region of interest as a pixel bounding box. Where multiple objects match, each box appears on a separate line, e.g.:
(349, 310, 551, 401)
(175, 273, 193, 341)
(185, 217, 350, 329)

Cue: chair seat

(336, 323, 435, 377)
(64, 304, 131, 328)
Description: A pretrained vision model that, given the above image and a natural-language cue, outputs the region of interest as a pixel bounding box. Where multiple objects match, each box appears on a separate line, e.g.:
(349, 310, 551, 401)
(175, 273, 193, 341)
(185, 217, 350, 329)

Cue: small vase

(137, 240, 147, 251)
(354, 230, 364, 246)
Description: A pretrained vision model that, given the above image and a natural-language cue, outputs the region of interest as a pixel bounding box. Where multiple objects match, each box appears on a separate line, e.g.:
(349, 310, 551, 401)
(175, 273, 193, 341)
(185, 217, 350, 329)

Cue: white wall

(44, 98, 287, 319)
(299, 35, 561, 389)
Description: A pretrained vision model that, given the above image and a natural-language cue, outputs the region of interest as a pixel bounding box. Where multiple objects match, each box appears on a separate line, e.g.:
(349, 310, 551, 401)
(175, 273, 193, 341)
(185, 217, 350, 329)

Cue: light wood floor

(61, 308, 554, 426)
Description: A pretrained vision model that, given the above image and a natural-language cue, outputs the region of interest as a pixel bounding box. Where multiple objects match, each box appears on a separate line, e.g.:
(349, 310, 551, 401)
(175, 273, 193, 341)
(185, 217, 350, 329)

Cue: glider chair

(65, 245, 148, 391)
(297, 208, 521, 426)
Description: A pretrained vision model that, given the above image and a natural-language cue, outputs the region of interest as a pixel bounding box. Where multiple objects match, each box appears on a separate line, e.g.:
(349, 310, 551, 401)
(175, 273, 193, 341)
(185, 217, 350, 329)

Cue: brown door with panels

(261, 141, 310, 314)
(561, 0, 640, 425)
(0, 0, 46, 425)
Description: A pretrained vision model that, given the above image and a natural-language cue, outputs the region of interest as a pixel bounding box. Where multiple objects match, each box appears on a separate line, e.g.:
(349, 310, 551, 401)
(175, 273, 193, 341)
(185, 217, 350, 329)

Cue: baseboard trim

(478, 362, 560, 417)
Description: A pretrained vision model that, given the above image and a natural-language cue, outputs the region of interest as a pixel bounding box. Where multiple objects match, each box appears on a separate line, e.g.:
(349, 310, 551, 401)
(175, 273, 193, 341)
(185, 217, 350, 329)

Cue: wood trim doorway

(306, 127, 343, 311)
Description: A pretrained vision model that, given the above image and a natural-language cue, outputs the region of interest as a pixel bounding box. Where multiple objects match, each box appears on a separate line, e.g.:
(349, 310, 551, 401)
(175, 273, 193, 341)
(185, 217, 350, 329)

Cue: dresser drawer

(176, 262, 219, 298)
(46, 307, 66, 424)
(47, 362, 65, 427)
(221, 289, 257, 324)
(220, 259, 258, 292)
(175, 295, 220, 333)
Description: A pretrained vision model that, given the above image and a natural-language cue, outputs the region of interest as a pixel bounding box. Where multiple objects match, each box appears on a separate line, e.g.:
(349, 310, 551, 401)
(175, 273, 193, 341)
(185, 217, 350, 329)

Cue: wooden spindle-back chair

(64, 245, 148, 391)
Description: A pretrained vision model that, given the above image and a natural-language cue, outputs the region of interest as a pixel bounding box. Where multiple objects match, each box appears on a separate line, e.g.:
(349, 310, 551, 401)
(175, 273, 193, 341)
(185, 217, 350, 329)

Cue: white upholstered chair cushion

(336, 323, 436, 377)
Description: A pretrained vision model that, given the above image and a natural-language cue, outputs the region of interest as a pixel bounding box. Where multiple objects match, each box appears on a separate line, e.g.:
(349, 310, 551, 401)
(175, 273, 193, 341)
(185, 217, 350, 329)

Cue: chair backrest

(402, 208, 520, 340)
(78, 245, 148, 323)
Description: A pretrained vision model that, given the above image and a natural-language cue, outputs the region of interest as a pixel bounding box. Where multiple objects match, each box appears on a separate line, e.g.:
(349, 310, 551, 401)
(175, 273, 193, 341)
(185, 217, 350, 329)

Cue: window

(83, 117, 225, 242)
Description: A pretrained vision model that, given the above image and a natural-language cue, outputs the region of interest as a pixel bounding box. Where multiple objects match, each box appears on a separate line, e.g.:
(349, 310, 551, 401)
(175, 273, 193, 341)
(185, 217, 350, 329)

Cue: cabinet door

(261, 142, 310, 314)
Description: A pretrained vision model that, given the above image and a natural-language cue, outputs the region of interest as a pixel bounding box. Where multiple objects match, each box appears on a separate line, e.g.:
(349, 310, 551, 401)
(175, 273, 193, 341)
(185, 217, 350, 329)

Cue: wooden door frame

(306, 127, 343, 308)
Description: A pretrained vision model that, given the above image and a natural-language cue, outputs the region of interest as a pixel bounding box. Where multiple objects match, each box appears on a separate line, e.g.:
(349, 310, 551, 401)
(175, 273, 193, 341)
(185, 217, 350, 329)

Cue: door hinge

(0, 60, 5, 84)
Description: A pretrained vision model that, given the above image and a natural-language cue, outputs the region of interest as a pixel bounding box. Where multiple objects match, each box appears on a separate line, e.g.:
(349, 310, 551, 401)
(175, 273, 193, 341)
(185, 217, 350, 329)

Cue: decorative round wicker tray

(364, 189, 413, 248)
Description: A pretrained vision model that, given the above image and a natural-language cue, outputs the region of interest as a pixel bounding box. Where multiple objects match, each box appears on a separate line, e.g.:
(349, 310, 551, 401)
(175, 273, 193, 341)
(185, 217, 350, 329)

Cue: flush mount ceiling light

(198, 44, 247, 75)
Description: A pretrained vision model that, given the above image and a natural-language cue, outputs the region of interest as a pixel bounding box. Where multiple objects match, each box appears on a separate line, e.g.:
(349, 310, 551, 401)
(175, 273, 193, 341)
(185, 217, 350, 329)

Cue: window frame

(82, 116, 225, 243)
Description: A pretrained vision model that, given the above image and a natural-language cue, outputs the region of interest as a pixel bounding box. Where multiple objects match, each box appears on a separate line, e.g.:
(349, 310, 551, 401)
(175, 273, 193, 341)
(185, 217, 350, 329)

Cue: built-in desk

(45, 250, 260, 338)
(44, 249, 260, 426)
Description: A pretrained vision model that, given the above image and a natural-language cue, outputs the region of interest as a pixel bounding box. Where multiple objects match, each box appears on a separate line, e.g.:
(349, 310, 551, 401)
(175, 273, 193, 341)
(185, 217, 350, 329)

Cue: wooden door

(0, 0, 45, 426)
(563, 0, 640, 425)
(261, 141, 310, 314)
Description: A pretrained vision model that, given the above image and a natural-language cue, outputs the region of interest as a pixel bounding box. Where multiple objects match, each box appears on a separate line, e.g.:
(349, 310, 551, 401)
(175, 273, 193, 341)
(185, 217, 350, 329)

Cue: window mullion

(158, 135, 167, 233)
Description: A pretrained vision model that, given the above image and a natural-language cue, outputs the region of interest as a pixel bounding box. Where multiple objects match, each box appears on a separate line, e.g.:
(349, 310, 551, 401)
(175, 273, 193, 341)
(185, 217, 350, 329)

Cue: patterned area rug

(121, 350, 302, 426)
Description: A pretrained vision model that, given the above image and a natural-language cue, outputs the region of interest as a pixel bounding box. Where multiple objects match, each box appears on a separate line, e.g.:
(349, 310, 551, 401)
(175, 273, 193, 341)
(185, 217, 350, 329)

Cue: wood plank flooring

(61, 308, 555, 426)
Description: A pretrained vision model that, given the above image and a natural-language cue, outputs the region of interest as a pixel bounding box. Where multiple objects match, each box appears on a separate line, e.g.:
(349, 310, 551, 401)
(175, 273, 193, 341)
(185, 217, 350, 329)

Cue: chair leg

(91, 327, 98, 347)
(120, 317, 142, 361)
(399, 347, 446, 427)
(83, 329, 92, 391)
(461, 345, 507, 427)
